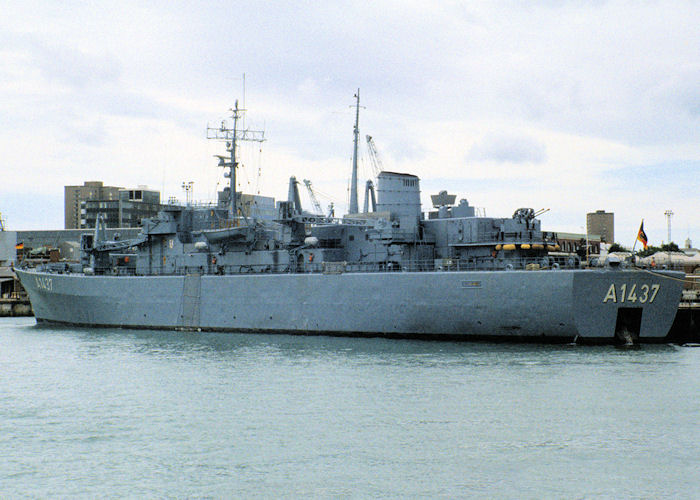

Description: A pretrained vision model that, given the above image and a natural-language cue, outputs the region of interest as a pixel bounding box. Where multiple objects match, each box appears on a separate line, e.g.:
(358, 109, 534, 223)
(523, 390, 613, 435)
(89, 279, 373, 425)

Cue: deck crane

(302, 179, 324, 215)
(365, 135, 383, 177)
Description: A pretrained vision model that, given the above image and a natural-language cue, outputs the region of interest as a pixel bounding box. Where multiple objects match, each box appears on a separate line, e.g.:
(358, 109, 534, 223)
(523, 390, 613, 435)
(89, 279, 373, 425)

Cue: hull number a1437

(603, 283, 659, 304)
(35, 276, 53, 291)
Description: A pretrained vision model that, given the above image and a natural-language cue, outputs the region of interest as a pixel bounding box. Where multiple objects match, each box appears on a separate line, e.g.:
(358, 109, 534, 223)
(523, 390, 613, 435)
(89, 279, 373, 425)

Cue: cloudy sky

(1, 1, 698, 248)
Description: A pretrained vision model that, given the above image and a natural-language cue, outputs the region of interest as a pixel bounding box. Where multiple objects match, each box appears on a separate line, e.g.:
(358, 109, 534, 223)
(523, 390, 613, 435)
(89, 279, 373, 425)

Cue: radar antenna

(181, 181, 194, 205)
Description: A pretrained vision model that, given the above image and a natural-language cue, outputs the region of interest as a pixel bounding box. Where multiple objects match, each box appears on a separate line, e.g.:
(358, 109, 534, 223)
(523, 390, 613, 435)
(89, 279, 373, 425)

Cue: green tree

(637, 246, 660, 257)
(607, 243, 628, 253)
(661, 242, 680, 252)
(638, 242, 680, 256)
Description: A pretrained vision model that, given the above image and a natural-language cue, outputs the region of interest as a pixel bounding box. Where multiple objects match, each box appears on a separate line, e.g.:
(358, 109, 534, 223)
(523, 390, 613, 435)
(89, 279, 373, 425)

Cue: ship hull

(16, 268, 684, 342)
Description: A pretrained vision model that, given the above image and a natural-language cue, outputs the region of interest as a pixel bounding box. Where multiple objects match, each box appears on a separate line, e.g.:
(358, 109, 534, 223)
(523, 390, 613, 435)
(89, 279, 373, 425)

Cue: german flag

(15, 242, 24, 250)
(636, 221, 648, 250)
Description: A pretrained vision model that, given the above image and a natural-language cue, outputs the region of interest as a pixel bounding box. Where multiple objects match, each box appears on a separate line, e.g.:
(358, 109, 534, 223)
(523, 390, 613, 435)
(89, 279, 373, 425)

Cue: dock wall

(0, 298, 33, 317)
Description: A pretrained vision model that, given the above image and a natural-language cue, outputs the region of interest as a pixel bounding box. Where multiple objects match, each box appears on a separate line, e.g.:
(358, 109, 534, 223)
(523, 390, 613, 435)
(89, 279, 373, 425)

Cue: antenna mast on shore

(207, 101, 265, 218)
(665, 210, 674, 243)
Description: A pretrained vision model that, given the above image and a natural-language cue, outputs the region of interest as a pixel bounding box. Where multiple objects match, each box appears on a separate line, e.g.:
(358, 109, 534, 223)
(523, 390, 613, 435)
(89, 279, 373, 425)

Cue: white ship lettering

(603, 283, 659, 304)
(35, 276, 53, 291)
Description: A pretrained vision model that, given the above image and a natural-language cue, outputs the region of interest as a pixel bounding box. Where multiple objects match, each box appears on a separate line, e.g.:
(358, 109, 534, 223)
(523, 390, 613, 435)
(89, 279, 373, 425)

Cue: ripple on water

(1, 317, 700, 497)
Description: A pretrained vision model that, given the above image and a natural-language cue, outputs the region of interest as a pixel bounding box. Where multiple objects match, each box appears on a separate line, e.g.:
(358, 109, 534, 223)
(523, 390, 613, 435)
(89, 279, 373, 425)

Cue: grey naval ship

(17, 94, 685, 344)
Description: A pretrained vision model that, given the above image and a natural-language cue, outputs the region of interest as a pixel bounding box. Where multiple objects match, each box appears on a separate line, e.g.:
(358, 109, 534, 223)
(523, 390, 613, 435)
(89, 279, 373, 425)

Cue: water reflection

(24, 319, 682, 369)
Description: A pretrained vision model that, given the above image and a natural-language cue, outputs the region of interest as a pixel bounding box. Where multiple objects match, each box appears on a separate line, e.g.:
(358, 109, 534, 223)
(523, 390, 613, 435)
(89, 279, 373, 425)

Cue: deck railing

(36, 255, 698, 278)
(54, 255, 583, 277)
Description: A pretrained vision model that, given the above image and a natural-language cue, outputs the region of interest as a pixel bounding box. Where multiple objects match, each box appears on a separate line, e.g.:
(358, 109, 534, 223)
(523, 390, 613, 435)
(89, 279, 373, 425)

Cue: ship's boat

(16, 96, 685, 344)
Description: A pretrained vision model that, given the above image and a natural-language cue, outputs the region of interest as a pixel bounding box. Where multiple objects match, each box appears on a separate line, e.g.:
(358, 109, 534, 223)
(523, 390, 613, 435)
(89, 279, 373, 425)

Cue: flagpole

(632, 219, 644, 268)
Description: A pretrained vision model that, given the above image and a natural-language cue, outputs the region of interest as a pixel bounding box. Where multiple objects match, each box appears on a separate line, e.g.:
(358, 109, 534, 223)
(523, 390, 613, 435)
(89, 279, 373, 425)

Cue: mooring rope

(634, 267, 699, 285)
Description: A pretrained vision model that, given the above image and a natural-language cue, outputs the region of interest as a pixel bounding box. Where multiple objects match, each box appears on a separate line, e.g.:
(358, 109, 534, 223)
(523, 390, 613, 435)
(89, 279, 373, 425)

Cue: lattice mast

(207, 101, 265, 218)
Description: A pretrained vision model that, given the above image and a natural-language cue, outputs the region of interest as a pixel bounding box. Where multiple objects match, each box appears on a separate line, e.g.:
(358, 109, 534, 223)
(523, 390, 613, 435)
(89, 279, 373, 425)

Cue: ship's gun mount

(512, 208, 536, 222)
(512, 207, 549, 223)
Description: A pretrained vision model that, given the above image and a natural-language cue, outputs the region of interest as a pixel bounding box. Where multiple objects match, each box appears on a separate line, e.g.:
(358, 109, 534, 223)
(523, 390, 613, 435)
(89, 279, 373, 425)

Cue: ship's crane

(365, 135, 383, 177)
(302, 179, 324, 215)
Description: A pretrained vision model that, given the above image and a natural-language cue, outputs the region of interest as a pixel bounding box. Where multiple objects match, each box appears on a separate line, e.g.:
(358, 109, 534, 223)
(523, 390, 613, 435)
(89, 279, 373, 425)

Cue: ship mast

(349, 89, 361, 214)
(207, 101, 265, 219)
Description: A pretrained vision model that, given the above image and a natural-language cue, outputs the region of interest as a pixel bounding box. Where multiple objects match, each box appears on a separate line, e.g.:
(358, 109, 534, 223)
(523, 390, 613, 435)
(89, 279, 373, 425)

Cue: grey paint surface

(0, 231, 17, 265)
(17, 267, 684, 341)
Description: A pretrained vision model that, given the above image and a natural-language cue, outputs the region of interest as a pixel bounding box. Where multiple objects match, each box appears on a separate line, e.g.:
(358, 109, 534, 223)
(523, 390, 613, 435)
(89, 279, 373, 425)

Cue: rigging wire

(255, 146, 263, 195)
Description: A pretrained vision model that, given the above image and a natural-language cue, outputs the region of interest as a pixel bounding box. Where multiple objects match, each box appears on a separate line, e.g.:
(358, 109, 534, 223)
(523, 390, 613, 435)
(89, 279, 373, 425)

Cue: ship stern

(572, 269, 684, 343)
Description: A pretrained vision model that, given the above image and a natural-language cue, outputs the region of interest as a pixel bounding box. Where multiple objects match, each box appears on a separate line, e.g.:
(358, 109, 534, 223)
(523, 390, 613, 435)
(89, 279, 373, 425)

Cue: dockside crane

(302, 179, 324, 215)
(365, 135, 383, 177)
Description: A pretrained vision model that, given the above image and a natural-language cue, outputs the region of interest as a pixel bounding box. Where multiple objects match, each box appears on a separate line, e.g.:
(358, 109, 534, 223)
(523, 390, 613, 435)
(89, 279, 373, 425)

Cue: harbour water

(2, 317, 699, 498)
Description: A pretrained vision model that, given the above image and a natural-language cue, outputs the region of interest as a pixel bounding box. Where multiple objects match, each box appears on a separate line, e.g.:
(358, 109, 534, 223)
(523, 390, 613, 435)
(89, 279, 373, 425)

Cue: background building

(587, 210, 614, 243)
(81, 187, 165, 229)
(555, 231, 602, 256)
(65, 182, 168, 229)
(64, 181, 122, 229)
(0, 230, 17, 266)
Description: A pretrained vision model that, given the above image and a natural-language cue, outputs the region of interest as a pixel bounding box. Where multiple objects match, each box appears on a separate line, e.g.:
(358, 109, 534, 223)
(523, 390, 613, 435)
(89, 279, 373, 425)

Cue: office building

(81, 187, 165, 229)
(64, 181, 122, 229)
(587, 210, 614, 243)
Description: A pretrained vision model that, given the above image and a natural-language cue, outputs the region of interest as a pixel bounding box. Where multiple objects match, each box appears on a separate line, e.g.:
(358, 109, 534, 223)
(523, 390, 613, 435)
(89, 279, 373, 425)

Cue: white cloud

(0, 0, 698, 245)
(468, 132, 547, 164)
